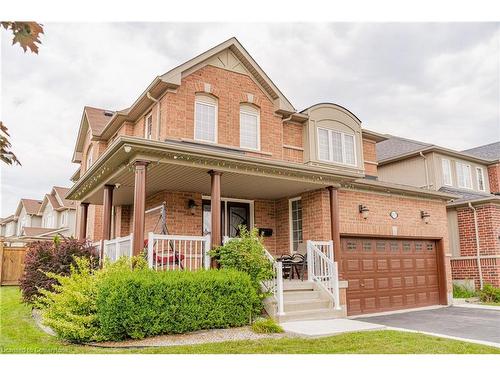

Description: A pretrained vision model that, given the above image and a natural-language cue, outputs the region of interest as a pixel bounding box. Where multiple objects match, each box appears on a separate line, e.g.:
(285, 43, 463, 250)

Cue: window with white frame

(194, 95, 217, 143)
(476, 167, 486, 191)
(144, 113, 153, 140)
(239, 104, 260, 150)
(289, 198, 303, 253)
(317, 128, 356, 166)
(61, 211, 68, 227)
(86, 144, 93, 171)
(456, 162, 473, 189)
(442, 158, 452, 186)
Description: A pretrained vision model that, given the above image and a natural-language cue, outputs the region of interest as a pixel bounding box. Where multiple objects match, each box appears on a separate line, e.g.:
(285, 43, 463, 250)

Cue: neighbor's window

(289, 197, 303, 252)
(86, 145, 93, 171)
(476, 167, 485, 191)
(317, 127, 356, 166)
(145, 113, 153, 140)
(194, 95, 217, 143)
(61, 211, 68, 226)
(456, 162, 472, 189)
(239, 104, 260, 150)
(442, 158, 452, 186)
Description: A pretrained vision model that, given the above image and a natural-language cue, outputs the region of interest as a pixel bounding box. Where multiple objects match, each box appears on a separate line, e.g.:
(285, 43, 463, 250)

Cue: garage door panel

(342, 237, 441, 315)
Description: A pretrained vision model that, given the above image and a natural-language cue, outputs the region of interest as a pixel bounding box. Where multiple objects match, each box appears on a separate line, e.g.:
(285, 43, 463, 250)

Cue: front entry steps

(263, 280, 345, 323)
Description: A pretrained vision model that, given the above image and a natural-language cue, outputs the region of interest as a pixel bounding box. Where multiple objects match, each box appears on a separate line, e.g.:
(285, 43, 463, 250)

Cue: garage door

(341, 237, 441, 315)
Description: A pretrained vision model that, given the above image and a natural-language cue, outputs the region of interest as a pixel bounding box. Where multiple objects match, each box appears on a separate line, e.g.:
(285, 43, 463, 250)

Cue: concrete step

(277, 308, 345, 323)
(283, 280, 315, 291)
(284, 299, 331, 313)
(283, 290, 321, 302)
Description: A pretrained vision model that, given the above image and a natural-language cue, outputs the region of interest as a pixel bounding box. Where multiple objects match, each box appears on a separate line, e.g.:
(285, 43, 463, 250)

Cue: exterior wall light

(359, 204, 370, 220)
(421, 210, 431, 224)
(124, 145, 132, 153)
(188, 199, 198, 215)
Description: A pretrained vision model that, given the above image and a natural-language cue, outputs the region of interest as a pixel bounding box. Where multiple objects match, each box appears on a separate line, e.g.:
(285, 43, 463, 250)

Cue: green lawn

(1, 286, 499, 354)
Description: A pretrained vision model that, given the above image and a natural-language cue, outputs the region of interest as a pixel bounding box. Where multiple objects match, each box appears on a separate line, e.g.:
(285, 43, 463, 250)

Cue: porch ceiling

(85, 161, 333, 205)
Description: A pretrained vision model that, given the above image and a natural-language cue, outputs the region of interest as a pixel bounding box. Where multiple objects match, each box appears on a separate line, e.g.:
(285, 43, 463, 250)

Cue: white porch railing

(102, 234, 134, 262)
(92, 240, 102, 255)
(147, 232, 211, 271)
(223, 236, 284, 316)
(307, 240, 341, 310)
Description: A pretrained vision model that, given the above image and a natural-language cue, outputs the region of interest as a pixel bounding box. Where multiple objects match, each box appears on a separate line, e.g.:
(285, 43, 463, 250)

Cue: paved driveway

(355, 307, 500, 344)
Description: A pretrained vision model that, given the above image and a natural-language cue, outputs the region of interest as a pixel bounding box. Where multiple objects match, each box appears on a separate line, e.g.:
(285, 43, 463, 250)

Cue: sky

(1, 22, 499, 216)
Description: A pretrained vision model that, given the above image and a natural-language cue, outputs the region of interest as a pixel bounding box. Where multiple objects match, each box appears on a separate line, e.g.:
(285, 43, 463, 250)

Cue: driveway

(355, 307, 500, 345)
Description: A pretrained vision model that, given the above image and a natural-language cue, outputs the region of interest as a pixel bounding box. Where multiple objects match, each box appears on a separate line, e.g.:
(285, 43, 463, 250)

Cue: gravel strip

(91, 326, 290, 348)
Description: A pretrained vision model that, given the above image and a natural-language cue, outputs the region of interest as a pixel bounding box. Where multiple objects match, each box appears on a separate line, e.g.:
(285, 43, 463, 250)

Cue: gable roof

(0, 215, 16, 224)
(52, 186, 76, 209)
(85, 106, 115, 136)
(38, 187, 76, 215)
(462, 141, 500, 162)
(377, 135, 495, 166)
(15, 199, 42, 216)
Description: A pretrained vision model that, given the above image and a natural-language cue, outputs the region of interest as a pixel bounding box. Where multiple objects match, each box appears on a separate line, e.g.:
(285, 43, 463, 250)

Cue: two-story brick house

(67, 38, 456, 318)
(377, 137, 500, 288)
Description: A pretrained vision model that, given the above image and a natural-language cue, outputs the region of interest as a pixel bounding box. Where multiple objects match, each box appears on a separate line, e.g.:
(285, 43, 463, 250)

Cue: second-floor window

(442, 158, 452, 186)
(476, 167, 485, 191)
(456, 162, 472, 189)
(194, 95, 217, 143)
(145, 113, 153, 140)
(86, 145, 93, 171)
(317, 128, 356, 166)
(61, 211, 68, 227)
(240, 104, 260, 150)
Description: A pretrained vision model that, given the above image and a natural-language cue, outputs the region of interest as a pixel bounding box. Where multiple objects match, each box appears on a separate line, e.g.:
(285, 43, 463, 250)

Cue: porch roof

(66, 136, 354, 205)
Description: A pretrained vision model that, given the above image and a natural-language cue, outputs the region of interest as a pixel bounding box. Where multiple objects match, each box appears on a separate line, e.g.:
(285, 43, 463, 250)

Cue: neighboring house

(67, 37, 456, 318)
(1, 187, 77, 242)
(377, 136, 500, 288)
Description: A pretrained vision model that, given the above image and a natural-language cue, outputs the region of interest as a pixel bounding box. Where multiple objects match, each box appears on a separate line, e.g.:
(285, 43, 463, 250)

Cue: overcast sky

(1, 23, 499, 216)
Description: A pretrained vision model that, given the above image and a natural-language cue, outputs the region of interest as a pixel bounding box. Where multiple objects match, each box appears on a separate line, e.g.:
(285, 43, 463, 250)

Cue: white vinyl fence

(102, 234, 133, 262)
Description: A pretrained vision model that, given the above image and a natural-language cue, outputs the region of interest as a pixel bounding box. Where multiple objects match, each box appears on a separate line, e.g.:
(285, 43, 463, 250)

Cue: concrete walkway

(281, 319, 385, 337)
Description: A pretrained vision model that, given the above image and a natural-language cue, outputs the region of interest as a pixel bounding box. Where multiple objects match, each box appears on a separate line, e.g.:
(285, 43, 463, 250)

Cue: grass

(251, 318, 284, 334)
(1, 286, 499, 354)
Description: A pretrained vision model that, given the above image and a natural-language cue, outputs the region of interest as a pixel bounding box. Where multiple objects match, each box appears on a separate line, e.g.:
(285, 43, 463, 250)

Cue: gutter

(146, 92, 161, 140)
(468, 202, 484, 289)
(419, 152, 430, 189)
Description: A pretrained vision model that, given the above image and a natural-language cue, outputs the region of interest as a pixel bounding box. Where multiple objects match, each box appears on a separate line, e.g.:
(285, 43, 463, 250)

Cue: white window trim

(288, 197, 302, 254)
(61, 211, 68, 227)
(194, 98, 218, 144)
(86, 145, 93, 171)
(316, 127, 357, 167)
(239, 107, 261, 151)
(144, 113, 153, 140)
(441, 158, 452, 186)
(476, 167, 486, 192)
(456, 162, 473, 189)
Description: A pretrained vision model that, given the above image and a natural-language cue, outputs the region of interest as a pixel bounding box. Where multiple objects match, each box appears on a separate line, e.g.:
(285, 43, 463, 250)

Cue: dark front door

(227, 201, 250, 237)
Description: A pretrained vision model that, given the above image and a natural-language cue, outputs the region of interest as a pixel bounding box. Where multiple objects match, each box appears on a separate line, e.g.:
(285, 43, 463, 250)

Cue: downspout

(146, 92, 161, 140)
(468, 202, 484, 289)
(419, 152, 430, 189)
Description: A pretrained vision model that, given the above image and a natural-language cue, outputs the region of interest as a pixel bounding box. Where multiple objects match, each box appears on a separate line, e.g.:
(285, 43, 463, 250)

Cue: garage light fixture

(420, 210, 430, 224)
(359, 204, 369, 220)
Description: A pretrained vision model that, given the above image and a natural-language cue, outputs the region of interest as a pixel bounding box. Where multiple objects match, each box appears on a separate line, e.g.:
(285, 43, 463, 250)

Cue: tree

(0, 22, 44, 165)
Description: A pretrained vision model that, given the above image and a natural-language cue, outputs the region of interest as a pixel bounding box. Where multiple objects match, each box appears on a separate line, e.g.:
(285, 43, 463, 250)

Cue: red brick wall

(114, 205, 131, 237)
(456, 204, 500, 257)
(156, 65, 284, 161)
(451, 258, 500, 288)
(86, 204, 103, 241)
(362, 139, 378, 177)
(488, 163, 500, 194)
(283, 123, 304, 163)
(254, 199, 276, 254)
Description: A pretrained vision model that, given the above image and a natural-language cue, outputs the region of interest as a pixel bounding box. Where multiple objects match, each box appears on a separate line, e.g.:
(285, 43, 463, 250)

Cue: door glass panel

(228, 203, 250, 237)
(202, 200, 225, 236)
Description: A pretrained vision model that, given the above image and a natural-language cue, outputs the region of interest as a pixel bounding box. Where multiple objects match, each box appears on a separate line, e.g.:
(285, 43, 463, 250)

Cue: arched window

(194, 94, 217, 143)
(239, 104, 260, 150)
(86, 144, 94, 171)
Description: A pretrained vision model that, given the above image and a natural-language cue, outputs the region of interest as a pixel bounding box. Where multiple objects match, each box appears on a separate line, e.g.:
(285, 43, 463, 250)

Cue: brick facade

(362, 139, 378, 177)
(488, 163, 500, 194)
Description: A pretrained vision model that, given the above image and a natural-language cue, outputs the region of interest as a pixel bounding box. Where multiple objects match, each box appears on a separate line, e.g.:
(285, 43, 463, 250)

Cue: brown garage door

(341, 237, 441, 315)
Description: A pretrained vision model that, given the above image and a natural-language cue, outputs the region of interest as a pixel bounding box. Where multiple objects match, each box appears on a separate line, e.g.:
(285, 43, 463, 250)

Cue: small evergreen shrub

(479, 284, 500, 303)
(209, 227, 274, 292)
(452, 284, 476, 299)
(251, 318, 283, 334)
(20, 238, 98, 303)
(96, 268, 261, 341)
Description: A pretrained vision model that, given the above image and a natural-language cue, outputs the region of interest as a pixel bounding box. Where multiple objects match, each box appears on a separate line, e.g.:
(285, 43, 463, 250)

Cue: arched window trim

(194, 93, 218, 143)
(239, 103, 260, 151)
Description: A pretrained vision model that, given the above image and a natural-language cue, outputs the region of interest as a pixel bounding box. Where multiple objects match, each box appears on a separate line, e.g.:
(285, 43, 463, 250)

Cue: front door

(202, 200, 251, 238)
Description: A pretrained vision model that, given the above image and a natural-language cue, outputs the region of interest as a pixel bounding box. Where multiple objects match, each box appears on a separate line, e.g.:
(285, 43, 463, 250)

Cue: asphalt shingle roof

(376, 136, 431, 161)
(438, 186, 497, 203)
(462, 142, 500, 161)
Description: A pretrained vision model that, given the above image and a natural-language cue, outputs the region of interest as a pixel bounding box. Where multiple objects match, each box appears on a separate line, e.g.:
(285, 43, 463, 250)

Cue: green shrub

(251, 318, 283, 334)
(479, 284, 500, 303)
(209, 227, 273, 292)
(96, 268, 261, 341)
(36, 256, 145, 342)
(453, 284, 476, 299)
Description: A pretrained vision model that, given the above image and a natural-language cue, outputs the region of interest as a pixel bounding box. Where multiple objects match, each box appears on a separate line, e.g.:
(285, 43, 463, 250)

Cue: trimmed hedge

(96, 268, 261, 340)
